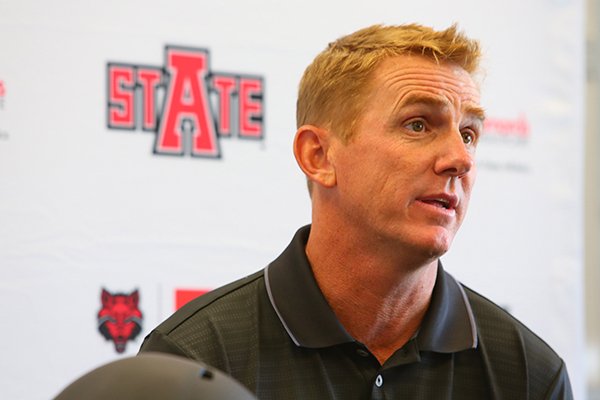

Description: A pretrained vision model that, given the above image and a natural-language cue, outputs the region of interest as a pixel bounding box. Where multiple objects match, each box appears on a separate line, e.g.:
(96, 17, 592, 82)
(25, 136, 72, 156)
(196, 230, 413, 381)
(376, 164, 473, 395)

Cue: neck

(306, 218, 438, 365)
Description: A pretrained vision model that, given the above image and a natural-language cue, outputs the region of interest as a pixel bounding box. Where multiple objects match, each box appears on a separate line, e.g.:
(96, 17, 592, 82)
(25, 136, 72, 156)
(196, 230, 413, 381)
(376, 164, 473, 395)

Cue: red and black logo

(106, 46, 264, 158)
(97, 288, 143, 353)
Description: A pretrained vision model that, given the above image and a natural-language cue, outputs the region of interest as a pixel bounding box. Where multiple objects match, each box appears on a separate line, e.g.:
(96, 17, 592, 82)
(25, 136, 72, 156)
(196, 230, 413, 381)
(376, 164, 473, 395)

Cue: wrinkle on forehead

(383, 70, 479, 100)
(371, 60, 483, 122)
(377, 54, 479, 81)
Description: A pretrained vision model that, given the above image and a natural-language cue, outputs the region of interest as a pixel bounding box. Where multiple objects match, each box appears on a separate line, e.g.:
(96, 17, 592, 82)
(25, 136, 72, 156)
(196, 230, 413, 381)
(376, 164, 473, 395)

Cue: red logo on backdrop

(0, 79, 5, 109)
(175, 288, 210, 310)
(106, 46, 264, 158)
(483, 114, 531, 140)
(97, 288, 143, 353)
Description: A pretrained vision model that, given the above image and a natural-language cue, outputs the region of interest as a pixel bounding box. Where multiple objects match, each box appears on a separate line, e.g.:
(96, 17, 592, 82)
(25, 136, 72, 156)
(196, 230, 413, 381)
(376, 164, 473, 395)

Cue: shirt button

(375, 374, 383, 387)
(356, 348, 370, 357)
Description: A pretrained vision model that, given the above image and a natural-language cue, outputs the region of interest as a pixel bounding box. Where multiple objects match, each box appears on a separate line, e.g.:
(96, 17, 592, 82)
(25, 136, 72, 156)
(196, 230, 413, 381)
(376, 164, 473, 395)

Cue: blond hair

(296, 23, 482, 142)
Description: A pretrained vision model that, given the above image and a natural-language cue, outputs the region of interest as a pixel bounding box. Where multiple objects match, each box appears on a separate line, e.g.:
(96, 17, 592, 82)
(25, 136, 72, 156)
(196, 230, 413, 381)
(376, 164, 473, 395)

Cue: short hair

(296, 23, 482, 142)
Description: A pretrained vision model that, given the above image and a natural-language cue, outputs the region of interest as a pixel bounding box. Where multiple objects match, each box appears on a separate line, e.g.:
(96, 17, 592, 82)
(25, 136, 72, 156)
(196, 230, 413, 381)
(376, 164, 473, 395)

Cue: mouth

(417, 194, 459, 211)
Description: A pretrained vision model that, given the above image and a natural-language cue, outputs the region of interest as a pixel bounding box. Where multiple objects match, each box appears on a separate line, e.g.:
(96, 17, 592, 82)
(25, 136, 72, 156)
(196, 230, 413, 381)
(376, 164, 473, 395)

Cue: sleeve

(138, 330, 192, 359)
(544, 360, 574, 400)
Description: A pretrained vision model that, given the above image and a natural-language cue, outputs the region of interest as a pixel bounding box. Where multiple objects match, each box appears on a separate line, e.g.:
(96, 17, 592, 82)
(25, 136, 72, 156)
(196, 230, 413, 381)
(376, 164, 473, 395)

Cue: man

(140, 24, 573, 399)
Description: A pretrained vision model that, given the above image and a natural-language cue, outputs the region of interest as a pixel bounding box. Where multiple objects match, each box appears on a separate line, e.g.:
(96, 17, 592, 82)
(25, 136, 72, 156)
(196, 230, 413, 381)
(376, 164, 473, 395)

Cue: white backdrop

(0, 0, 585, 398)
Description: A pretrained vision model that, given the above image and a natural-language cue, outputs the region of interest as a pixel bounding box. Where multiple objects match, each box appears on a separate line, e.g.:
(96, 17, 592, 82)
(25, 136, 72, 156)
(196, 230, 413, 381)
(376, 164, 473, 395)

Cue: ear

(293, 125, 337, 189)
(101, 288, 110, 306)
(131, 289, 139, 305)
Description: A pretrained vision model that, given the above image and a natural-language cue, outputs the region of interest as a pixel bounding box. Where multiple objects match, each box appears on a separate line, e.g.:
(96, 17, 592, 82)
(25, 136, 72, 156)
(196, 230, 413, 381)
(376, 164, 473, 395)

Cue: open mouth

(418, 194, 458, 211)
(421, 199, 451, 209)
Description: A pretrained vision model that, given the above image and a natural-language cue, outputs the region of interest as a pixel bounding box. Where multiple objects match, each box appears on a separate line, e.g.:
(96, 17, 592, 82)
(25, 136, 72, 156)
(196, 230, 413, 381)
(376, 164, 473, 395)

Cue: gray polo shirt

(140, 226, 572, 399)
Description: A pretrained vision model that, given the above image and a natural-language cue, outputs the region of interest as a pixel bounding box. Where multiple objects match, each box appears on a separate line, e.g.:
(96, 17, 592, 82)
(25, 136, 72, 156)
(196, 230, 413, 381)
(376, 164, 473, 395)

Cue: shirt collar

(264, 225, 478, 353)
(417, 265, 478, 352)
(265, 226, 354, 347)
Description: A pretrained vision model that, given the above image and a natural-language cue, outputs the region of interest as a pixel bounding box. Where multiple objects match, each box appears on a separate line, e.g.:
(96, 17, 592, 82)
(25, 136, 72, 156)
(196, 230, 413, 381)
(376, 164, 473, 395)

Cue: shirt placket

(369, 339, 421, 399)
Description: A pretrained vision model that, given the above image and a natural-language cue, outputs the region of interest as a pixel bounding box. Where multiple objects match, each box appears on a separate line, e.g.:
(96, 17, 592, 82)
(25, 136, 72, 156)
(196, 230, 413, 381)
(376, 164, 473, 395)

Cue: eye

(405, 119, 426, 133)
(461, 129, 477, 146)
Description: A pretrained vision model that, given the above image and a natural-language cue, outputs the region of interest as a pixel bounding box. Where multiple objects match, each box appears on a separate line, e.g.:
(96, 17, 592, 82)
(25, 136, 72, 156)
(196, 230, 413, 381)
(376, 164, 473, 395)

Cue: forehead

(368, 54, 481, 108)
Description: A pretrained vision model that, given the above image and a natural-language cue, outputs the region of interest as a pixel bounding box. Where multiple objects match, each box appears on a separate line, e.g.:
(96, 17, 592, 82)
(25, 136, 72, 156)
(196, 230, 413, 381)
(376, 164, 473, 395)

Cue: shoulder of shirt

(460, 284, 573, 397)
(461, 283, 563, 365)
(153, 269, 265, 335)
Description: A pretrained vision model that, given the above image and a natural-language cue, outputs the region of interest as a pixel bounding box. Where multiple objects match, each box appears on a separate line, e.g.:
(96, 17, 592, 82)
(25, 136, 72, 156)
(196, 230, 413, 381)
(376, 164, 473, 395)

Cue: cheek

(463, 169, 477, 195)
(458, 176, 476, 217)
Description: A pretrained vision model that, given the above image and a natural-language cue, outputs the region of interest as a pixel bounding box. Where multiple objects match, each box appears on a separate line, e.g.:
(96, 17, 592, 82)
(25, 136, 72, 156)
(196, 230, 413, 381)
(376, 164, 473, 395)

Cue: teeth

(435, 199, 449, 208)
(422, 198, 450, 209)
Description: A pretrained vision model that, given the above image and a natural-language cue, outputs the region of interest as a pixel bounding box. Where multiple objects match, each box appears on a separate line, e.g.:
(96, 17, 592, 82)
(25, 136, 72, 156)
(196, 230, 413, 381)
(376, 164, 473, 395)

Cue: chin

(412, 233, 454, 261)
(423, 244, 451, 260)
(382, 224, 456, 259)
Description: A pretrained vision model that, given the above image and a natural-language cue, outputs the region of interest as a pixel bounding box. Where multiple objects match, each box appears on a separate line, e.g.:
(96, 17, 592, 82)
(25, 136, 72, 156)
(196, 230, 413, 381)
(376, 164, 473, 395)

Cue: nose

(434, 130, 475, 178)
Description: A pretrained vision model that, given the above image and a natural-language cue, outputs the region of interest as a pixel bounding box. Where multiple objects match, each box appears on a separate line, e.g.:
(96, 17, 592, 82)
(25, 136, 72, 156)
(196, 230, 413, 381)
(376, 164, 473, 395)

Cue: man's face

(329, 54, 484, 259)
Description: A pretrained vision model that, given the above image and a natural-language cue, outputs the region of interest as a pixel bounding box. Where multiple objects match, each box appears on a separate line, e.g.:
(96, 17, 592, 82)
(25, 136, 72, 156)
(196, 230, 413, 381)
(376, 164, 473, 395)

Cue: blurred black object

(53, 352, 257, 400)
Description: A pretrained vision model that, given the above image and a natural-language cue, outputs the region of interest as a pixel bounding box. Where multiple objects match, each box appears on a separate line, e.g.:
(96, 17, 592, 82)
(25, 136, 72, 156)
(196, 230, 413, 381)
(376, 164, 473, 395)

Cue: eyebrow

(398, 94, 486, 122)
(465, 104, 486, 122)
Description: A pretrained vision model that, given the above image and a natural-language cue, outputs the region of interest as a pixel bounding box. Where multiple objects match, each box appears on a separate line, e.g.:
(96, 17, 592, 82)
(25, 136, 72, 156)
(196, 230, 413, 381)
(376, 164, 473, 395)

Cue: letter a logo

(155, 47, 220, 157)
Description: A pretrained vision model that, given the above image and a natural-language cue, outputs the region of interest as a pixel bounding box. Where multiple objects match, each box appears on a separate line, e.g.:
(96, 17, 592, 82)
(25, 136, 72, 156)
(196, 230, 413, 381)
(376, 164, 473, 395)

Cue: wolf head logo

(97, 289, 143, 353)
